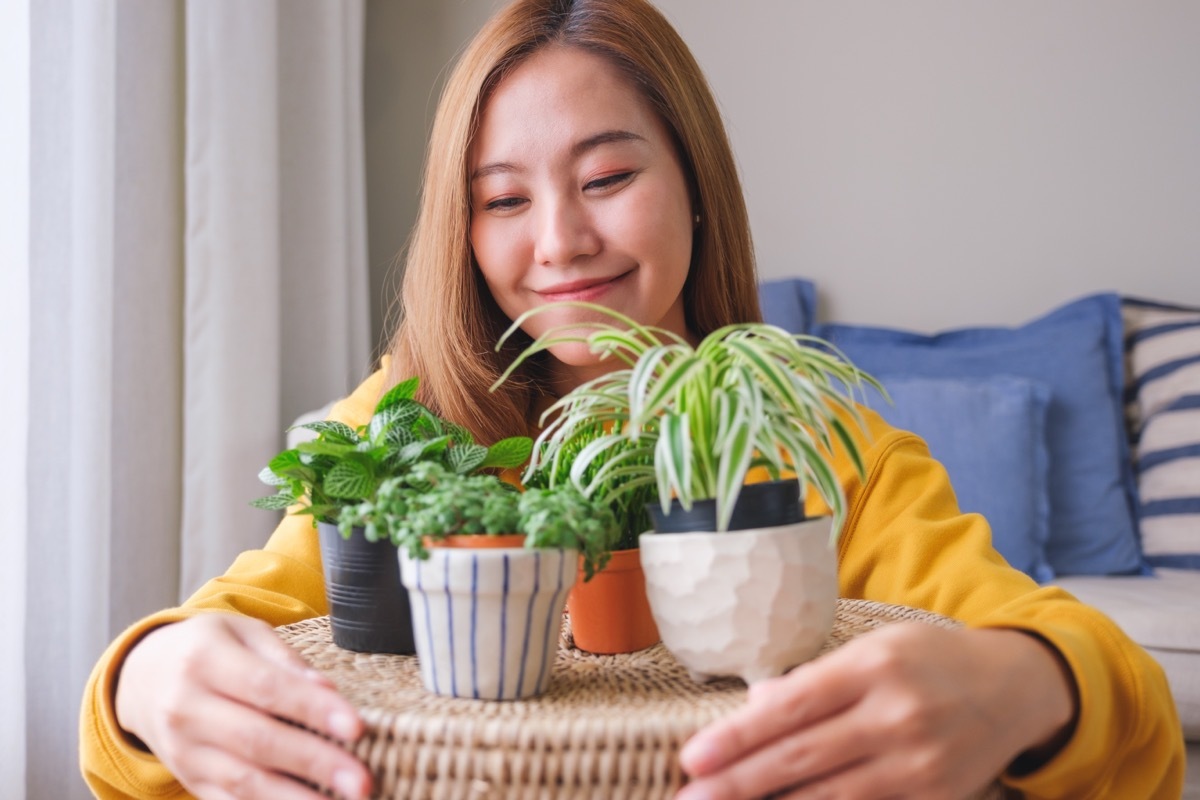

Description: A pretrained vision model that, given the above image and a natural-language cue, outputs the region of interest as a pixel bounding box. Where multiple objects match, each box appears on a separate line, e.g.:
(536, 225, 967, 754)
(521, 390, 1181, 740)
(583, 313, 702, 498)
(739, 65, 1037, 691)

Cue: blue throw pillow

(758, 277, 817, 335)
(861, 376, 1054, 582)
(818, 294, 1146, 577)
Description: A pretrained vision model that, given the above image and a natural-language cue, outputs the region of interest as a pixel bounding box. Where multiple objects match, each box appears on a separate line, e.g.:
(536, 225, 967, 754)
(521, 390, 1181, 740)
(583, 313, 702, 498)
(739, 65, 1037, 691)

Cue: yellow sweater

(80, 367, 1185, 798)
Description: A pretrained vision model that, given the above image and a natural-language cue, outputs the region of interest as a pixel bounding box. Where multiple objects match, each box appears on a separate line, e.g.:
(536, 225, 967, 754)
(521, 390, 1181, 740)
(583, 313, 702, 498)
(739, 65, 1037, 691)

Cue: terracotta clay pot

(566, 548, 660, 654)
(428, 534, 527, 549)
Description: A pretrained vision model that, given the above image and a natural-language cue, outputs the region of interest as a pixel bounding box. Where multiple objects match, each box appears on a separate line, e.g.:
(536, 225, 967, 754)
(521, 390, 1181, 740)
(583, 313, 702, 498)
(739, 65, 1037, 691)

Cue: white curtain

(4, 0, 370, 797)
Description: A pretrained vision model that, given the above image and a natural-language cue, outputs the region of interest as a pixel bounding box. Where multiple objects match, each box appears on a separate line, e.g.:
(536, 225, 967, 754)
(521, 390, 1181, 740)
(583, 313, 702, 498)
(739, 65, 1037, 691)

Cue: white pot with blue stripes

(399, 546, 578, 700)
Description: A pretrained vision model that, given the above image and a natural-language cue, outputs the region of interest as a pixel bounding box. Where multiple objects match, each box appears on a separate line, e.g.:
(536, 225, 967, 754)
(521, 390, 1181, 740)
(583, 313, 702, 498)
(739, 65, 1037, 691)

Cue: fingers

(677, 624, 1033, 800)
(679, 648, 868, 777)
(118, 614, 373, 799)
(676, 699, 880, 800)
(229, 615, 335, 687)
(184, 744, 353, 800)
(192, 618, 364, 744)
(777, 749, 991, 800)
(177, 695, 370, 800)
(776, 754, 905, 800)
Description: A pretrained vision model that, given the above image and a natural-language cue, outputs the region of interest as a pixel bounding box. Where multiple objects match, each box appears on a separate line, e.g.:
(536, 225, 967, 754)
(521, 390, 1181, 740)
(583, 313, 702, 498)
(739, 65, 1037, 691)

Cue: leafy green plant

(339, 461, 619, 580)
(522, 421, 655, 551)
(252, 376, 533, 524)
(494, 302, 884, 538)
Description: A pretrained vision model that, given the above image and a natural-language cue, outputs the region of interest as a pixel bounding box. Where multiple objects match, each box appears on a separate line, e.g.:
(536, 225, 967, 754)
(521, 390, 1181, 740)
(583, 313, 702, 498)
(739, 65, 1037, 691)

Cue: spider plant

(492, 302, 884, 538)
(521, 416, 656, 551)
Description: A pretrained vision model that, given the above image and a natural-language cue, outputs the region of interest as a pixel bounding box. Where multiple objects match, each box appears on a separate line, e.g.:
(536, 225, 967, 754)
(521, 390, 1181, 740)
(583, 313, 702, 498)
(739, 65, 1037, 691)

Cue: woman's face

(469, 45, 696, 390)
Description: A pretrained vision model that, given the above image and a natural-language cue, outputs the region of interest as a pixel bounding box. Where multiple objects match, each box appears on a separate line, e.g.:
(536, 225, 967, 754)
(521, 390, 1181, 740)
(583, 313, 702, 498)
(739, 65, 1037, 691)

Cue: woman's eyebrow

(571, 129, 646, 158)
(471, 161, 519, 182)
(471, 129, 647, 183)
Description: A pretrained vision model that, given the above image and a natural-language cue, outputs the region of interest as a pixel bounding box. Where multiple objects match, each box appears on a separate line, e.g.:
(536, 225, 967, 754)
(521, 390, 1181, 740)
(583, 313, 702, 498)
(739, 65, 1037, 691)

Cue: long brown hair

(387, 0, 760, 444)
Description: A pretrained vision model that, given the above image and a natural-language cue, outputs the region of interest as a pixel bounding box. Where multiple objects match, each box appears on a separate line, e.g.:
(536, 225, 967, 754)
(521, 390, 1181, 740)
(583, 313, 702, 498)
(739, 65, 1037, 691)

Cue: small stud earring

(694, 214, 701, 226)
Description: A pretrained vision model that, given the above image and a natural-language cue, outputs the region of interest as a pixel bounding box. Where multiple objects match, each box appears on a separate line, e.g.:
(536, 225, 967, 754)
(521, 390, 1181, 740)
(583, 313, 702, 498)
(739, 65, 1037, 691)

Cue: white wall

(366, 0, 1200, 335)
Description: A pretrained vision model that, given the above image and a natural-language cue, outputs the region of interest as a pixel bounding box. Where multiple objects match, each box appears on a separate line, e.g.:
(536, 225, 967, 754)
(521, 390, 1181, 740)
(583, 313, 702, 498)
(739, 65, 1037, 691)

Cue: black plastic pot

(647, 479, 806, 533)
(317, 521, 416, 655)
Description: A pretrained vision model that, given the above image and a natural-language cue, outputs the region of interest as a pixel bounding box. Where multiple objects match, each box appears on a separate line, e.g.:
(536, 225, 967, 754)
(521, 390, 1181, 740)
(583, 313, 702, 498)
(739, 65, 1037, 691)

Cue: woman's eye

(584, 172, 634, 191)
(484, 196, 526, 212)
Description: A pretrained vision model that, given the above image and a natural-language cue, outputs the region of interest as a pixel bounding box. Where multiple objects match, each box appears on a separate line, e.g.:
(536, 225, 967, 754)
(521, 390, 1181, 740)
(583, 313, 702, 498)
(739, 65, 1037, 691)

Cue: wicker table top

(278, 599, 1006, 800)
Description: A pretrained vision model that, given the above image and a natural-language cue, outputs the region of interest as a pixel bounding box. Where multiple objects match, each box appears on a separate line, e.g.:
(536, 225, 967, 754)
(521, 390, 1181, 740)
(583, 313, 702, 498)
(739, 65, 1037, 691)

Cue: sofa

(759, 278, 1200, 778)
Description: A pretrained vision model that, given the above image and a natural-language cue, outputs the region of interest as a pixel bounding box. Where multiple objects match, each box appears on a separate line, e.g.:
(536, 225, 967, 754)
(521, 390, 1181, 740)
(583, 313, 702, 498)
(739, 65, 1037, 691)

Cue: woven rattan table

(278, 599, 1008, 799)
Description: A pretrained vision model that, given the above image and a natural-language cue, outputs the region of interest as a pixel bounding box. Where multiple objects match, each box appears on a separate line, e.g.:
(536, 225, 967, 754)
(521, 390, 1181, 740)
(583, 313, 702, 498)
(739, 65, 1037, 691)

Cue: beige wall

(366, 0, 1200, 341)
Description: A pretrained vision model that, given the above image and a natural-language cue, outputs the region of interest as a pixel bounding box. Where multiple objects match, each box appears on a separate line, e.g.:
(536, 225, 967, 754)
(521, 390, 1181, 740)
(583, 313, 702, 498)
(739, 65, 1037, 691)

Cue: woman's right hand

(114, 613, 372, 800)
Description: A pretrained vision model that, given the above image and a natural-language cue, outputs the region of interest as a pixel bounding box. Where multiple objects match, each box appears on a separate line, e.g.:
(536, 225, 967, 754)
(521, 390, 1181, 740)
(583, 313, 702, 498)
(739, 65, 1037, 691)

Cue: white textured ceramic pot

(638, 517, 836, 685)
(399, 546, 577, 700)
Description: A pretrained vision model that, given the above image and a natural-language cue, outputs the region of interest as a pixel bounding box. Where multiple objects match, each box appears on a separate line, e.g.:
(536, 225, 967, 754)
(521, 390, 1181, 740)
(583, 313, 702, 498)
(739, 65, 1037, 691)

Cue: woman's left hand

(676, 623, 1076, 800)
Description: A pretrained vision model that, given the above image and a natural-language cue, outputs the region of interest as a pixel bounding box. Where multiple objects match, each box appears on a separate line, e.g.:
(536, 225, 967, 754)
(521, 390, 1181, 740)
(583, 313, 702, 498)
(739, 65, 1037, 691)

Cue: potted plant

(339, 462, 620, 700)
(253, 376, 532, 654)
(496, 302, 881, 684)
(522, 423, 661, 655)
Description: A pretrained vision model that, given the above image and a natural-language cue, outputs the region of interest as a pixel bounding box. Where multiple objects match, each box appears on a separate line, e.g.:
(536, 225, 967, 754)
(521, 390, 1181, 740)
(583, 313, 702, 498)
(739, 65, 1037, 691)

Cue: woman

(81, 1, 1183, 798)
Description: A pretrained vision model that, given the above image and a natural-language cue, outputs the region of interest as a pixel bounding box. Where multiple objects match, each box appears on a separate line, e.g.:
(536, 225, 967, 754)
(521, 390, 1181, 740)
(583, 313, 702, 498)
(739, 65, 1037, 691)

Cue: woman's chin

(540, 341, 626, 391)
(546, 340, 608, 369)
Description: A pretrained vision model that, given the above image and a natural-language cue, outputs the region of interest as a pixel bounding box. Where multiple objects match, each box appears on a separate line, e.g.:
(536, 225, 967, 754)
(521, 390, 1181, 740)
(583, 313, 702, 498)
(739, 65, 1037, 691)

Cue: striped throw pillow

(1123, 297, 1200, 569)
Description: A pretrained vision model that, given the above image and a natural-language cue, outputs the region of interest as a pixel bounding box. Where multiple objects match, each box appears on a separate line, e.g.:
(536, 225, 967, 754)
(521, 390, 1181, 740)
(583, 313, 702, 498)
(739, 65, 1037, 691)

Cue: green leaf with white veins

(258, 466, 289, 487)
(443, 421, 475, 446)
(296, 440, 358, 459)
(324, 461, 376, 500)
(480, 436, 533, 469)
(374, 376, 420, 414)
(397, 435, 451, 464)
(369, 401, 420, 444)
(448, 443, 488, 474)
(268, 450, 315, 484)
(385, 425, 417, 449)
(250, 492, 296, 510)
(290, 420, 358, 444)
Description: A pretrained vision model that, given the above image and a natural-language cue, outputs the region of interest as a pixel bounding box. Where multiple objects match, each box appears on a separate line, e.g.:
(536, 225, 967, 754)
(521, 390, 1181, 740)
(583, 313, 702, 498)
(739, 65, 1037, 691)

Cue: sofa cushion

(862, 376, 1054, 583)
(816, 294, 1146, 577)
(1122, 297, 1200, 569)
(758, 277, 817, 335)
(1053, 568, 1200, 740)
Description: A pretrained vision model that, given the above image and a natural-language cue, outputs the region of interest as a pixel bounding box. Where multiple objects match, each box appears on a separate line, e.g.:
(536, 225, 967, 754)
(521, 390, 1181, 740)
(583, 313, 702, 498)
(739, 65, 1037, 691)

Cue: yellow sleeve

(826, 409, 1185, 798)
(79, 367, 388, 799)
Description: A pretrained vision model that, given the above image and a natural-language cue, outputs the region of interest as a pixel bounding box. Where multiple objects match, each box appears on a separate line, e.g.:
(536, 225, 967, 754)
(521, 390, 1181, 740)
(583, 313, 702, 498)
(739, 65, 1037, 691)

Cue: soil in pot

(566, 547, 659, 654)
(647, 478, 805, 533)
(318, 521, 416, 655)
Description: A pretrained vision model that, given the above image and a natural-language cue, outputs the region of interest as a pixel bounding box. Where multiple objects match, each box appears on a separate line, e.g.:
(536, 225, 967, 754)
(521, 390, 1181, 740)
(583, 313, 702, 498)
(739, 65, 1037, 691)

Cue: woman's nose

(533, 198, 600, 267)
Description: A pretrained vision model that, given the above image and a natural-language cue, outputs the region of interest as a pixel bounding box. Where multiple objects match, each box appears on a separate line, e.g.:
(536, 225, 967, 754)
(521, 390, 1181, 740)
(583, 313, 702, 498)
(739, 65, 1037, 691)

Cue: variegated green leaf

(657, 412, 692, 510)
(480, 436, 533, 469)
(385, 425, 417, 449)
(296, 440, 358, 459)
(632, 353, 705, 430)
(290, 420, 358, 444)
(447, 443, 488, 474)
(323, 461, 375, 500)
(374, 376, 420, 414)
(250, 492, 296, 510)
(714, 411, 754, 533)
(268, 450, 314, 482)
(257, 465, 289, 487)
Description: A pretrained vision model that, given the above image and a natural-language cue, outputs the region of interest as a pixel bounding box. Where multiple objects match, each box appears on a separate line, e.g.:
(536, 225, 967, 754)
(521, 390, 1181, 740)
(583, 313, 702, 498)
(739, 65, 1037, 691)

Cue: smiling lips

(536, 270, 632, 302)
